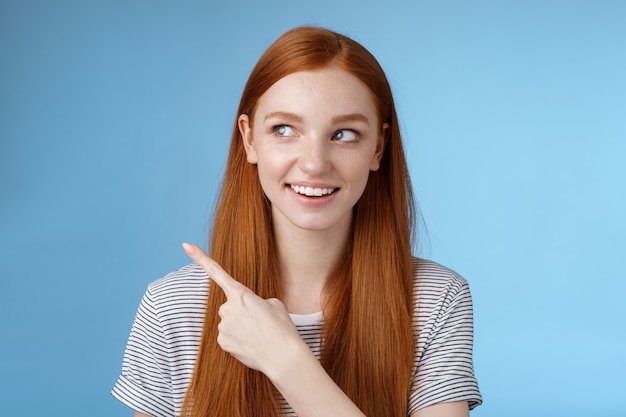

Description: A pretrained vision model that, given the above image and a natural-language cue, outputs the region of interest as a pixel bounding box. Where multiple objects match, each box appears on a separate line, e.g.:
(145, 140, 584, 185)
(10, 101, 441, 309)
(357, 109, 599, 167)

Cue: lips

(289, 184, 338, 197)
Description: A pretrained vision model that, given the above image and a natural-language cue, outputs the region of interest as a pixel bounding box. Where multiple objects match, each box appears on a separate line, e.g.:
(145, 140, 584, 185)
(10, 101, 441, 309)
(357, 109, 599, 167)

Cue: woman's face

(239, 66, 386, 236)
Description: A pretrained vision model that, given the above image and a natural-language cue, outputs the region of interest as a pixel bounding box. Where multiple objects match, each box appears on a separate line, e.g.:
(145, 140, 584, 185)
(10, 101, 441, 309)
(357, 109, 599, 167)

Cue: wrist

(264, 339, 367, 417)
(265, 336, 316, 388)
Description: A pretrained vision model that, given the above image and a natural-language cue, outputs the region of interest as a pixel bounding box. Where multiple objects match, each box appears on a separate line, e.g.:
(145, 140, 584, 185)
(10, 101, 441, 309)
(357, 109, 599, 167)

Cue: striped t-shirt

(112, 258, 482, 416)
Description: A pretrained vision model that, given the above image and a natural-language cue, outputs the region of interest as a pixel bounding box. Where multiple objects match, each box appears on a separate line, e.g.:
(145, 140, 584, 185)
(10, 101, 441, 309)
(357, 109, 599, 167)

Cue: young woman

(112, 26, 482, 417)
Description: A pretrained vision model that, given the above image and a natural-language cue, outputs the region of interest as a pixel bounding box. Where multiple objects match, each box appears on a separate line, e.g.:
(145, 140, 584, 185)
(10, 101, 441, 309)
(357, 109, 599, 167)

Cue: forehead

(254, 66, 378, 120)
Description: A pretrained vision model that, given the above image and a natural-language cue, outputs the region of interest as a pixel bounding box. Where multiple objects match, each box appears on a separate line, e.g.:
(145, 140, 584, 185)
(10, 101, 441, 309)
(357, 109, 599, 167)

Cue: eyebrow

(331, 113, 369, 125)
(264, 111, 303, 123)
(264, 111, 370, 125)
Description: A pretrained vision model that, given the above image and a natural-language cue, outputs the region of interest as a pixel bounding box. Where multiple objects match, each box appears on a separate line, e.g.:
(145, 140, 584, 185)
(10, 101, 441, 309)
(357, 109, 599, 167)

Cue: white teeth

(290, 185, 336, 196)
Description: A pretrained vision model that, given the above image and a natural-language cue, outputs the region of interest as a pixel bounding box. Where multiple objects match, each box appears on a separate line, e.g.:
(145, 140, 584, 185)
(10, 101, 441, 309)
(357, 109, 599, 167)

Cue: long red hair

(181, 26, 416, 417)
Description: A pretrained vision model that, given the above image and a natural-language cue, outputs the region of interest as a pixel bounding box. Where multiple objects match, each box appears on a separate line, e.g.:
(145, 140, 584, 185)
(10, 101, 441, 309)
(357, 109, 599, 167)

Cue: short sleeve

(408, 264, 482, 413)
(111, 288, 176, 417)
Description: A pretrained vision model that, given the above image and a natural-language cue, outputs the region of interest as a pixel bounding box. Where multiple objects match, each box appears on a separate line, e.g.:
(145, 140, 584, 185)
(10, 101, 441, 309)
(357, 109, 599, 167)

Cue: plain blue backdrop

(1, 1, 624, 416)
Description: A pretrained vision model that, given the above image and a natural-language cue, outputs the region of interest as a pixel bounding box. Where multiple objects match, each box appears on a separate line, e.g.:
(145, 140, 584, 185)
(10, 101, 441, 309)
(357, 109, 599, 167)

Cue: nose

(297, 136, 331, 176)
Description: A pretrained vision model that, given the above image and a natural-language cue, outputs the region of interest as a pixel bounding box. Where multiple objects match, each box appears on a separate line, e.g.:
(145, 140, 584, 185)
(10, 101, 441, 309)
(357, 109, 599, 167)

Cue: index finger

(182, 242, 246, 298)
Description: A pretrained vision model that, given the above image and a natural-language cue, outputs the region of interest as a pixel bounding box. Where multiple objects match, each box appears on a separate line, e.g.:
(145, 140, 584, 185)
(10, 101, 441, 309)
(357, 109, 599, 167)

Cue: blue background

(1, 1, 624, 416)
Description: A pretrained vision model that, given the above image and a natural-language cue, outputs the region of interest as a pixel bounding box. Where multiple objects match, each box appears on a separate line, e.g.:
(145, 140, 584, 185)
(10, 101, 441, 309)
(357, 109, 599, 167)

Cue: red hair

(182, 26, 416, 417)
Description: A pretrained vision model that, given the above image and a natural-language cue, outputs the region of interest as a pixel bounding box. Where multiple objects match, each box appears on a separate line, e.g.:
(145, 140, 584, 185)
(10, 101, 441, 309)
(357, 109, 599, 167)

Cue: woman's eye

(331, 129, 358, 142)
(273, 125, 295, 136)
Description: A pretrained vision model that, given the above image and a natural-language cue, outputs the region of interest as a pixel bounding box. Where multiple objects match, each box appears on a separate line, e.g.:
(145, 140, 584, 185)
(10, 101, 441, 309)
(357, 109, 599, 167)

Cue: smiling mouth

(290, 184, 338, 197)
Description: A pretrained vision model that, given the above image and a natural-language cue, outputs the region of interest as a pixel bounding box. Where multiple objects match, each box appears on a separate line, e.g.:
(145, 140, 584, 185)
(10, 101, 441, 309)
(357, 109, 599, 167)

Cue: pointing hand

(182, 243, 304, 376)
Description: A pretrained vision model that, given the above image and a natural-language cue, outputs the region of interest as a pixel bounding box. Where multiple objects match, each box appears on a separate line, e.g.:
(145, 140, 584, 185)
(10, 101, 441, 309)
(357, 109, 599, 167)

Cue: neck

(272, 217, 351, 314)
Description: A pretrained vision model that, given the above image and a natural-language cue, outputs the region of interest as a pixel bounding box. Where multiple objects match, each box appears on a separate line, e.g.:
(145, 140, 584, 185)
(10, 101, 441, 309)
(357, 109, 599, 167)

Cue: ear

(238, 114, 257, 164)
(370, 122, 389, 171)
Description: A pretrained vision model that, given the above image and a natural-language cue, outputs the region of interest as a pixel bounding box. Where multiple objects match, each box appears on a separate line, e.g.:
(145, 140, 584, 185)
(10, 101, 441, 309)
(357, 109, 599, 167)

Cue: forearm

(266, 340, 470, 417)
(266, 338, 366, 417)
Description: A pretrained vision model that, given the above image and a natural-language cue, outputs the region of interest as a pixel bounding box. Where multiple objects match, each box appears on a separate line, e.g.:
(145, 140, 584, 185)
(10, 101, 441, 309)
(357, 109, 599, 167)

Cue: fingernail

(182, 242, 193, 254)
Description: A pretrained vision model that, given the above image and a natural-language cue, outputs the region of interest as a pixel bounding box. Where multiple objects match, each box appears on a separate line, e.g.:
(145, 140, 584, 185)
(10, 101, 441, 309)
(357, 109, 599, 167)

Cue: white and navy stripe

(112, 259, 482, 416)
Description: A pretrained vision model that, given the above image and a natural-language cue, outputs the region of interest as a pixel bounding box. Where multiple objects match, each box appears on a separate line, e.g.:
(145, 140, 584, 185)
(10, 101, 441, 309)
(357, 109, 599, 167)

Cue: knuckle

(217, 322, 228, 338)
(216, 333, 226, 348)
(231, 286, 248, 302)
(267, 297, 283, 307)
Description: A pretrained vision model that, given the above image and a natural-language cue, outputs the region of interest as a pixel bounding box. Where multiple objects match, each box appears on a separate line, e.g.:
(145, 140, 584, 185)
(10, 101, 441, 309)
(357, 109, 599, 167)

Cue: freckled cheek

(255, 157, 291, 192)
(342, 156, 376, 180)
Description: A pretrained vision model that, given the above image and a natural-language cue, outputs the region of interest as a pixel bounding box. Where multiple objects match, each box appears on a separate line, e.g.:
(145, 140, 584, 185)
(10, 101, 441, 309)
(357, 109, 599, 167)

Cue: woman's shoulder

(411, 257, 471, 299)
(144, 262, 209, 311)
(149, 262, 208, 289)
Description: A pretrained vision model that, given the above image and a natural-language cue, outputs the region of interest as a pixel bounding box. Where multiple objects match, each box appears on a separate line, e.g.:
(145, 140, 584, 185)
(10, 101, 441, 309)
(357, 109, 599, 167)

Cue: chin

(291, 215, 351, 233)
